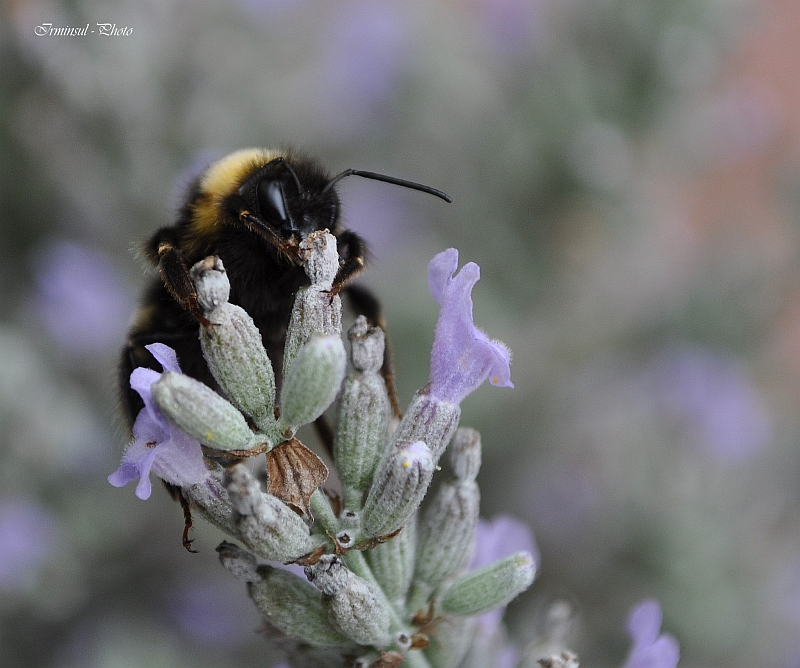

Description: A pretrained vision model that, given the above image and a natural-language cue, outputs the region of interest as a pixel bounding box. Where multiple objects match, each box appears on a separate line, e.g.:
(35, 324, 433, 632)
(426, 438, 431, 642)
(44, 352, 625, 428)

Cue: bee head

(233, 155, 340, 240)
(189, 149, 450, 256)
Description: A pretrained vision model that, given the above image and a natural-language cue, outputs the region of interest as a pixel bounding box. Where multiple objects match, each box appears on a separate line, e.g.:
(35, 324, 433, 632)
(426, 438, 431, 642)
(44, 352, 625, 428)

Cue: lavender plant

(108, 231, 677, 668)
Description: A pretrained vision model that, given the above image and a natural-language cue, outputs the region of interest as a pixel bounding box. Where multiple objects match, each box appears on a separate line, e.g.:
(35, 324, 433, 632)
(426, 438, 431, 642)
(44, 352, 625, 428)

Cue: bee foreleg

(149, 235, 210, 327)
(330, 229, 367, 298)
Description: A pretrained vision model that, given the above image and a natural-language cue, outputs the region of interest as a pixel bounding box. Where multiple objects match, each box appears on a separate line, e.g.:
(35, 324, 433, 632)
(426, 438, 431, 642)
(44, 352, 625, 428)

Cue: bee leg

(343, 283, 402, 419)
(329, 229, 367, 298)
(164, 482, 198, 553)
(145, 229, 209, 327)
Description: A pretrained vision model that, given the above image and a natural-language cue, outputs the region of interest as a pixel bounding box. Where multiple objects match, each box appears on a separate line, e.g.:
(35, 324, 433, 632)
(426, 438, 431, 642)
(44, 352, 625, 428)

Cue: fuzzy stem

(403, 650, 434, 668)
(310, 489, 339, 535)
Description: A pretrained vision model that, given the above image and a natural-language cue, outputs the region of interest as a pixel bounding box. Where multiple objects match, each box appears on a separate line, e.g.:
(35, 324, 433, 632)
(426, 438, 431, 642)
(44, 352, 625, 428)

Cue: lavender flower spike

(429, 248, 512, 404)
(108, 343, 210, 500)
(622, 599, 680, 668)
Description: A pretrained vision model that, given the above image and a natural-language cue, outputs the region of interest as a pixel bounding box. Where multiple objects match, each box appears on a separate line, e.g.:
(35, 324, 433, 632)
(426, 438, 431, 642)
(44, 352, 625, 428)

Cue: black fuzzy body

(121, 152, 348, 426)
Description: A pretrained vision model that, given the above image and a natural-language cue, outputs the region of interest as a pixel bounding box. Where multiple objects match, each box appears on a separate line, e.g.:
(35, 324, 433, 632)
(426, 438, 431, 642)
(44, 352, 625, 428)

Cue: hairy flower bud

(190, 255, 230, 313)
(440, 551, 536, 618)
(390, 389, 461, 462)
(249, 565, 352, 646)
(224, 464, 324, 562)
(536, 651, 580, 668)
(335, 318, 391, 503)
(216, 540, 261, 583)
(415, 480, 480, 589)
(191, 257, 277, 433)
(448, 427, 482, 482)
(349, 315, 384, 372)
(182, 468, 237, 536)
(152, 372, 256, 451)
(362, 441, 435, 539)
(283, 231, 342, 372)
(280, 334, 346, 431)
(305, 555, 392, 647)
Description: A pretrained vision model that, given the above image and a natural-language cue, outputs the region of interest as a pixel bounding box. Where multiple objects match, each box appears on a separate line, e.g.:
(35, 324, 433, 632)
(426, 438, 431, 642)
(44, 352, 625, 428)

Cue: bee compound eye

(256, 178, 289, 226)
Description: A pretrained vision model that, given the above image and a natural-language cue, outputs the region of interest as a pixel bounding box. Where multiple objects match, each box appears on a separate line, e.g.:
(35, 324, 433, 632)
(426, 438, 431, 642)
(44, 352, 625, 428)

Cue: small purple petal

(428, 247, 460, 305)
(108, 437, 160, 500)
(627, 599, 662, 646)
(130, 368, 166, 431)
(146, 342, 181, 373)
(133, 446, 160, 500)
(109, 344, 209, 499)
(149, 429, 211, 490)
(622, 600, 680, 668)
(107, 460, 141, 489)
(428, 249, 513, 404)
(131, 400, 166, 444)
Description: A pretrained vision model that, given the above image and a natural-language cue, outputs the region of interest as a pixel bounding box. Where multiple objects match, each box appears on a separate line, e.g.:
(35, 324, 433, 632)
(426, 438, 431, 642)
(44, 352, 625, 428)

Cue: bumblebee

(121, 148, 451, 430)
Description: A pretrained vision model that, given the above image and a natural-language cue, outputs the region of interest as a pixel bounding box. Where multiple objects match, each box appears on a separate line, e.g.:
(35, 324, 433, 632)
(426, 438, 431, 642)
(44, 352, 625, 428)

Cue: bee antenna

(323, 169, 453, 203)
(273, 157, 303, 194)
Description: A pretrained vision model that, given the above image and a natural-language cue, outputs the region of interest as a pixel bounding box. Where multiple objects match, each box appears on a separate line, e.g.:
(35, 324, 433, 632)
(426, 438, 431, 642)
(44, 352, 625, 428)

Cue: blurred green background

(3, 0, 800, 666)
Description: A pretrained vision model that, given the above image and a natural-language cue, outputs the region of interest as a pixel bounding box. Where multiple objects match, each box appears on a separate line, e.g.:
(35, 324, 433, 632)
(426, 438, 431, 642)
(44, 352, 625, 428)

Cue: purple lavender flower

(169, 576, 261, 646)
(622, 600, 679, 668)
(0, 496, 58, 591)
(29, 240, 134, 356)
(649, 343, 771, 461)
(428, 249, 513, 404)
(474, 0, 548, 60)
(315, 1, 409, 137)
(108, 343, 210, 500)
(469, 515, 538, 634)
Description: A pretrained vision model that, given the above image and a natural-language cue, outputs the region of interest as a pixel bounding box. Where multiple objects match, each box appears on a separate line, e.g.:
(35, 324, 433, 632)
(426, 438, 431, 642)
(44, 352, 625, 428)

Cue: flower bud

(365, 515, 417, 607)
(440, 551, 536, 618)
(391, 389, 460, 462)
(305, 555, 392, 646)
(534, 651, 580, 668)
(182, 468, 237, 535)
(216, 540, 261, 583)
(414, 480, 480, 589)
(349, 316, 384, 372)
(279, 334, 346, 431)
(190, 256, 230, 313)
(362, 441, 434, 539)
(191, 257, 277, 433)
(448, 427, 482, 482)
(303, 553, 350, 596)
(335, 319, 391, 502)
(249, 565, 352, 647)
(152, 372, 255, 451)
(283, 231, 342, 372)
(224, 464, 324, 562)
